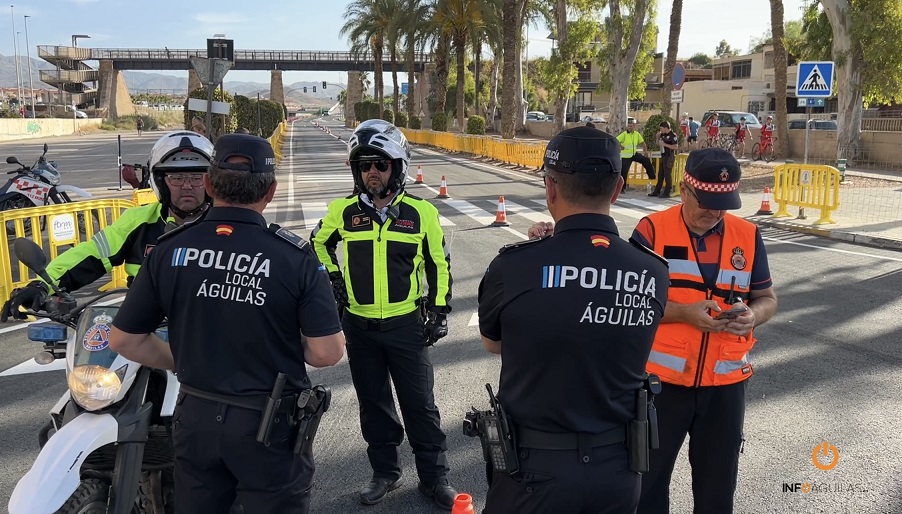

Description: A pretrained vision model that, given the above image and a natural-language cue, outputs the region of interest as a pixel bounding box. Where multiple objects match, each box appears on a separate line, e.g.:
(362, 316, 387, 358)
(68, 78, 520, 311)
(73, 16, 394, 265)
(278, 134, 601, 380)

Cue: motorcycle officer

(1, 130, 214, 322)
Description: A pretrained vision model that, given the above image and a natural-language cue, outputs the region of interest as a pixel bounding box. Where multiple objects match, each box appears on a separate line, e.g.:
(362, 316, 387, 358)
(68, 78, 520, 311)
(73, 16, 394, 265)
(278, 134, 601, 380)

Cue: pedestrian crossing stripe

(796, 61, 834, 98)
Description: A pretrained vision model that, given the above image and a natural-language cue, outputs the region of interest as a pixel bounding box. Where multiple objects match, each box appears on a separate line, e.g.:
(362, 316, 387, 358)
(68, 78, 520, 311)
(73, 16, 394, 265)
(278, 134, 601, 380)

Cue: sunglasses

(165, 174, 205, 186)
(355, 160, 391, 172)
(683, 185, 711, 209)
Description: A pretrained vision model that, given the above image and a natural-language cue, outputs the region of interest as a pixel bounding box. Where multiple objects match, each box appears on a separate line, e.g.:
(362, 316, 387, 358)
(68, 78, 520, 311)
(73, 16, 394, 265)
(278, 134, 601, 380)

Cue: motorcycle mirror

(121, 164, 141, 189)
(6, 156, 20, 165)
(12, 239, 63, 297)
(42, 143, 48, 156)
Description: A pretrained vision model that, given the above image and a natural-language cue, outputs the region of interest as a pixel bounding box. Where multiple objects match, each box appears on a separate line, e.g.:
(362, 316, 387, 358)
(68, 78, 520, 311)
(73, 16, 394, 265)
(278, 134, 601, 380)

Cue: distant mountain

(0, 54, 392, 103)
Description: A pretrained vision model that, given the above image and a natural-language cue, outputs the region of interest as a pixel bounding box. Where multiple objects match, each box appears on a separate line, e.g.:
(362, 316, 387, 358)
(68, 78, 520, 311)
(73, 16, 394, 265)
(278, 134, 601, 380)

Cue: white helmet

(148, 131, 214, 217)
(347, 120, 410, 199)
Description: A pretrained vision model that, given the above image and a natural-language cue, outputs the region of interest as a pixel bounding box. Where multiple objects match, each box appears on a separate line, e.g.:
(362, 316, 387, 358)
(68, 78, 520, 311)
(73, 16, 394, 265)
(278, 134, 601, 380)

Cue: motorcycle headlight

(68, 364, 122, 411)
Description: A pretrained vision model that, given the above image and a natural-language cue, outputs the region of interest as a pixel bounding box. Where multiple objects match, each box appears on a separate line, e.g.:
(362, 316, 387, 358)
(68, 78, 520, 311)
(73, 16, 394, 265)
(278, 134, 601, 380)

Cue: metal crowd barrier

(772, 163, 841, 224)
(268, 121, 287, 164)
(0, 199, 136, 302)
(624, 153, 688, 198)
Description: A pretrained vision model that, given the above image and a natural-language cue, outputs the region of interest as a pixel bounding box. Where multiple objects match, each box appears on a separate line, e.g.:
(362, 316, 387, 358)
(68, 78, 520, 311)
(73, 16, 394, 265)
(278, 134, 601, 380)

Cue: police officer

(310, 120, 458, 510)
(110, 134, 346, 514)
(478, 126, 670, 513)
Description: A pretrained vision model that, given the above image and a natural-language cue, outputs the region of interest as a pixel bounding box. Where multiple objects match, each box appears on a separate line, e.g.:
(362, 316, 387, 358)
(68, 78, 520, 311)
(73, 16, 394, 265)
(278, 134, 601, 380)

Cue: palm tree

(501, 0, 530, 138)
(433, 29, 452, 120)
(661, 0, 683, 119)
(399, 0, 433, 120)
(341, 0, 395, 112)
(770, 0, 789, 159)
(434, 0, 488, 131)
(471, 0, 503, 120)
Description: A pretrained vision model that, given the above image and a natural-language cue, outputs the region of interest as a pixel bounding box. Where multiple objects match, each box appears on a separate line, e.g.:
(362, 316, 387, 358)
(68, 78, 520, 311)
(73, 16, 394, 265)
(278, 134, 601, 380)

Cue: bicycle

(751, 137, 776, 162)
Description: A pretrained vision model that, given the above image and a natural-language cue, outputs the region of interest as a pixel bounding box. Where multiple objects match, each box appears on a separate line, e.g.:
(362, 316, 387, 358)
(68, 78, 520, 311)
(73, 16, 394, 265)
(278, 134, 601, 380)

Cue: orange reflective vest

(646, 206, 758, 387)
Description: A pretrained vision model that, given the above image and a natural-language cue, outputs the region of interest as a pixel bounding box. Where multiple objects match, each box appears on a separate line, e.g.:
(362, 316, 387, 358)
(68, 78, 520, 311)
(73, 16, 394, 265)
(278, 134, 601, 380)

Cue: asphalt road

(1, 122, 902, 513)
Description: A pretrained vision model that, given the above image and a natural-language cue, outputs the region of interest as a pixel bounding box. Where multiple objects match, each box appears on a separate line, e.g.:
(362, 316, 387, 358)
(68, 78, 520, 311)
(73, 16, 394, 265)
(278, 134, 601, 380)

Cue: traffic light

(313, 86, 317, 92)
(303, 87, 307, 93)
(322, 81, 327, 89)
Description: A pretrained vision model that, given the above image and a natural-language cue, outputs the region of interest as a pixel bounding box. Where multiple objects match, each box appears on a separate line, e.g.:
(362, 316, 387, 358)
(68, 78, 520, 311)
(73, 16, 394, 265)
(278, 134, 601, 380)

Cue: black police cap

(211, 134, 276, 173)
(683, 148, 742, 210)
(543, 126, 621, 175)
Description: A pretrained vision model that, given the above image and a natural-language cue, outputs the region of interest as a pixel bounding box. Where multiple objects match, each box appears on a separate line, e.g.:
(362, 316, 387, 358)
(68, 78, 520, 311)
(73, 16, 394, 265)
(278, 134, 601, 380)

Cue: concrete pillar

(97, 60, 136, 118)
(188, 68, 202, 94)
(415, 65, 433, 125)
(270, 70, 285, 106)
(346, 70, 364, 127)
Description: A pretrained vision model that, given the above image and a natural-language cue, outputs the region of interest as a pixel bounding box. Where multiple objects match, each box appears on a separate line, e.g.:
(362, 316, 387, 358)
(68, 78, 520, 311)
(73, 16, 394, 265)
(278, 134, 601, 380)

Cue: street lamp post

(11, 6, 23, 116)
(71, 34, 90, 47)
(24, 14, 35, 115)
(16, 31, 24, 114)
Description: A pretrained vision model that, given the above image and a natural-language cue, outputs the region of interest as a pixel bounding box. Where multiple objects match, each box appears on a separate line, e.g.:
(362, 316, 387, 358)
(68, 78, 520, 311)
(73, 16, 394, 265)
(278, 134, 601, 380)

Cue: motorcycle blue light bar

(27, 322, 68, 343)
(155, 327, 169, 343)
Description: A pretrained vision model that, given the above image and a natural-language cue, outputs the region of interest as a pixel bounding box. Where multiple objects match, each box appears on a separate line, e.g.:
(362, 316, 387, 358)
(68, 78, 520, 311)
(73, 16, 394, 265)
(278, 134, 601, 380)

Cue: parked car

(788, 120, 837, 130)
(701, 111, 762, 129)
(526, 111, 547, 121)
(580, 113, 606, 124)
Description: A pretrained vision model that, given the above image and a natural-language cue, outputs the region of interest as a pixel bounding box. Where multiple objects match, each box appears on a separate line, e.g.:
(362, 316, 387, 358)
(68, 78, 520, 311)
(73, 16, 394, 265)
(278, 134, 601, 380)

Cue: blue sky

(4, 0, 807, 85)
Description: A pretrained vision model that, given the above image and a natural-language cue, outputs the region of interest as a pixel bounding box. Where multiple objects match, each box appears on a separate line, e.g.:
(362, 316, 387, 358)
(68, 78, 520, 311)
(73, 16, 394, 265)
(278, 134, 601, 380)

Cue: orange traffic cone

(436, 176, 450, 199)
(451, 493, 475, 514)
(756, 186, 774, 215)
(491, 196, 511, 227)
(414, 165, 424, 184)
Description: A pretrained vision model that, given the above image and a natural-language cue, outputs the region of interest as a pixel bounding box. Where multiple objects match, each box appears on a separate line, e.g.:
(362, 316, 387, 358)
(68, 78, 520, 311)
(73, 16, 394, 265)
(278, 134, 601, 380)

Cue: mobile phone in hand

(714, 305, 747, 320)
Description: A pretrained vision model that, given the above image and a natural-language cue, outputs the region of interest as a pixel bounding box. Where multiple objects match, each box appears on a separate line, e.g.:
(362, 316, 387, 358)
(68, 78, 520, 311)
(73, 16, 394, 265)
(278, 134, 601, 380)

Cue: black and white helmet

(347, 120, 410, 199)
(148, 131, 214, 217)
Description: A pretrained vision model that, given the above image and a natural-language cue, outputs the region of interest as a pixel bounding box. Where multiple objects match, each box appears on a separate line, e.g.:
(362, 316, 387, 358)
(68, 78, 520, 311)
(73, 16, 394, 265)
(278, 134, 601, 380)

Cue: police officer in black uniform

(477, 126, 670, 513)
(110, 134, 346, 514)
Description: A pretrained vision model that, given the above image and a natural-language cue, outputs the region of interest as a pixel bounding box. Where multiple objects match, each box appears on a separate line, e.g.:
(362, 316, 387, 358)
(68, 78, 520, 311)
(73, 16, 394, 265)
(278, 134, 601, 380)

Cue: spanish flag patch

(591, 235, 610, 248)
(216, 224, 234, 237)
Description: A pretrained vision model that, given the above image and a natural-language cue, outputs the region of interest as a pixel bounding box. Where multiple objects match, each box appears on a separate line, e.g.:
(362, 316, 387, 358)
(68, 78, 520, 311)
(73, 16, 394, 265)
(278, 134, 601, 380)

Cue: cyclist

(705, 112, 721, 147)
(1, 131, 214, 321)
(679, 113, 690, 149)
(756, 115, 776, 160)
(734, 117, 751, 156)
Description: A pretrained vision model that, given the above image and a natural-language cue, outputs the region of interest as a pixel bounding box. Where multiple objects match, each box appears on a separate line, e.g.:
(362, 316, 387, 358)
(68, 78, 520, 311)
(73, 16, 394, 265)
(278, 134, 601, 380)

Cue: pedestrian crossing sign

(796, 61, 834, 98)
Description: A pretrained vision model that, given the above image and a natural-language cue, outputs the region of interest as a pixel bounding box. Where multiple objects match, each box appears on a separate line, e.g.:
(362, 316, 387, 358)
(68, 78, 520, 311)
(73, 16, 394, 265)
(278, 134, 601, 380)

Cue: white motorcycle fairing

(8, 413, 119, 514)
(53, 184, 92, 198)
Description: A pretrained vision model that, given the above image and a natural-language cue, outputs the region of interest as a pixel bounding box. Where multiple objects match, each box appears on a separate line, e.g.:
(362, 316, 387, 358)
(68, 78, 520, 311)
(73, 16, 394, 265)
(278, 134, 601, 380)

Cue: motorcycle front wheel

(1, 196, 42, 235)
(53, 478, 109, 514)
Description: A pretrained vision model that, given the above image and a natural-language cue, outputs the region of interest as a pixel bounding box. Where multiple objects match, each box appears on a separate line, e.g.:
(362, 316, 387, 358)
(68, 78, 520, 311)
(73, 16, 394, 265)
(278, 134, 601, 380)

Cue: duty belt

(344, 309, 421, 332)
(516, 426, 626, 451)
(179, 384, 297, 414)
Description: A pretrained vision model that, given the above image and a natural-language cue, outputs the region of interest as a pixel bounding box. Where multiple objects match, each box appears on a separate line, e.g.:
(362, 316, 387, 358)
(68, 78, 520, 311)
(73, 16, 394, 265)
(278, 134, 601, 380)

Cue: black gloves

(424, 308, 449, 345)
(329, 272, 349, 307)
(1, 281, 49, 322)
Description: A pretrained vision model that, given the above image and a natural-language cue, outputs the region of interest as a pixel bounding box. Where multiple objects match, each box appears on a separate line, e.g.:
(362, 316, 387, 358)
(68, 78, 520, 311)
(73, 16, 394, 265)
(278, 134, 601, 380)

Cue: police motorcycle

(2, 143, 92, 233)
(7, 237, 180, 514)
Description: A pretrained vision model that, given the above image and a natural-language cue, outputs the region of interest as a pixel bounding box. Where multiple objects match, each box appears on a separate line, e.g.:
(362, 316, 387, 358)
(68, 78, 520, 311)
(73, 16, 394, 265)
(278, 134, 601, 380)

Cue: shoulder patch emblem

(629, 237, 668, 267)
(731, 246, 747, 270)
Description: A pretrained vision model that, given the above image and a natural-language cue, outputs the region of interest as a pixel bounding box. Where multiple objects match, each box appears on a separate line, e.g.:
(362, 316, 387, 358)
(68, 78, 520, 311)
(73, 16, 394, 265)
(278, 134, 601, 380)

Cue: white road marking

(468, 313, 479, 326)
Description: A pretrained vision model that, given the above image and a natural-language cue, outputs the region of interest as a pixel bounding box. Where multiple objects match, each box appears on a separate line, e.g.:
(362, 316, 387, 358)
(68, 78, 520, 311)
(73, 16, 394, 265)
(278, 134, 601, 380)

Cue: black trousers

(343, 315, 449, 484)
(652, 154, 675, 195)
(484, 445, 639, 514)
(172, 394, 314, 514)
(637, 381, 748, 514)
(620, 154, 656, 186)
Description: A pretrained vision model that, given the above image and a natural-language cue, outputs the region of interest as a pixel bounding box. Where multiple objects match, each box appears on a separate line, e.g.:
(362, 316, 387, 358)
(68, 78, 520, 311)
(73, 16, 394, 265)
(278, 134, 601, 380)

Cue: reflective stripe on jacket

(310, 192, 452, 319)
(645, 205, 758, 387)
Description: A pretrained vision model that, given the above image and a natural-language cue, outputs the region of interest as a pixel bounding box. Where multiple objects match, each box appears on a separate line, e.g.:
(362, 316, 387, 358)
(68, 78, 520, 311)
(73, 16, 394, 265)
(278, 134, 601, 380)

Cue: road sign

(673, 63, 685, 91)
(797, 98, 825, 108)
(401, 83, 409, 96)
(797, 61, 834, 98)
(187, 98, 231, 115)
(670, 90, 684, 103)
(207, 38, 234, 62)
(189, 56, 232, 86)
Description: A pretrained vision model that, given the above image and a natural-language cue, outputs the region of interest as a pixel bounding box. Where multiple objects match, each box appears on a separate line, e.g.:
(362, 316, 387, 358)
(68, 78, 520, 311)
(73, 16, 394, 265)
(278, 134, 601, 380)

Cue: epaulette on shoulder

(498, 236, 547, 254)
(629, 236, 668, 267)
(156, 218, 199, 242)
(268, 223, 311, 251)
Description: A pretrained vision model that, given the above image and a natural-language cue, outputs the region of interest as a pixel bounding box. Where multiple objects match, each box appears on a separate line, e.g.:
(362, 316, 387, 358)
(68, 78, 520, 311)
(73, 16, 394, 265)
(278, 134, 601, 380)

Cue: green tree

(714, 39, 740, 59)
(660, 0, 683, 119)
(802, 0, 902, 159)
(342, 0, 395, 111)
(687, 52, 712, 68)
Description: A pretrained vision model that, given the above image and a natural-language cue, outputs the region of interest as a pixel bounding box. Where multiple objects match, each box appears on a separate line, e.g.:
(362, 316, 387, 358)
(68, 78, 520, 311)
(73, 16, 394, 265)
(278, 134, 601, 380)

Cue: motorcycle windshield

(34, 162, 61, 186)
(73, 306, 121, 368)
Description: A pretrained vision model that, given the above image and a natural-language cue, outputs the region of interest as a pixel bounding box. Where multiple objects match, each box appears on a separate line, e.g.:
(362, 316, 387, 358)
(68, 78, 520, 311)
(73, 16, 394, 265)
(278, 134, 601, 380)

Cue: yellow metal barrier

(267, 121, 287, 164)
(625, 153, 688, 197)
(132, 188, 157, 206)
(772, 163, 841, 224)
(0, 199, 136, 302)
(402, 129, 546, 169)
